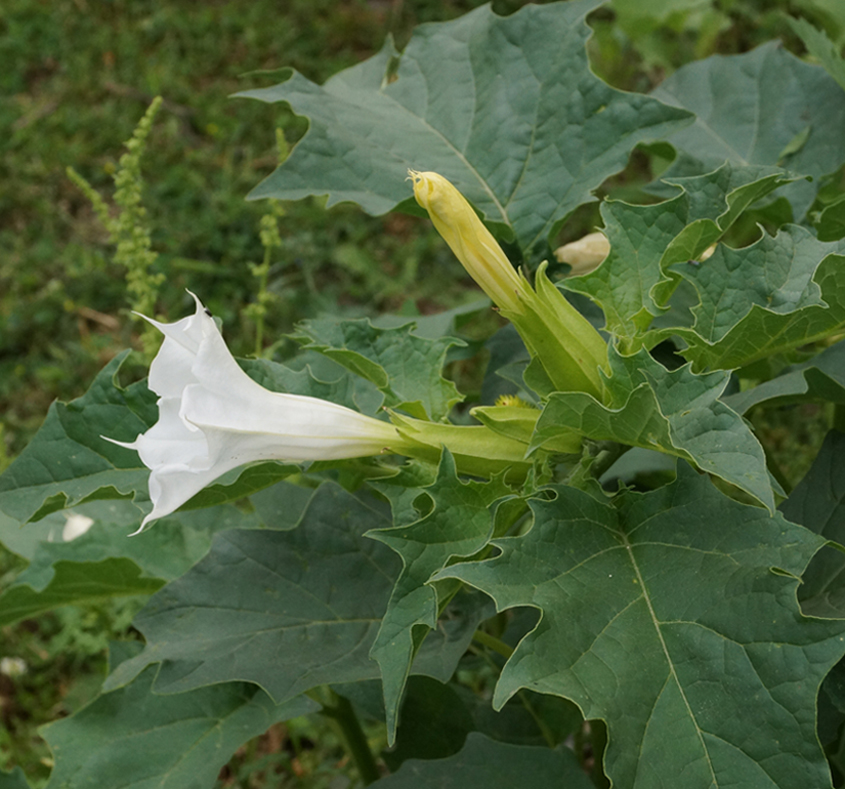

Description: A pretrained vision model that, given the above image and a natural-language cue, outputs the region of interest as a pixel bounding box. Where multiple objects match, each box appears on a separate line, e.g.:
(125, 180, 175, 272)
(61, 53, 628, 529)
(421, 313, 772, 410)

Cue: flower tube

(107, 293, 403, 531)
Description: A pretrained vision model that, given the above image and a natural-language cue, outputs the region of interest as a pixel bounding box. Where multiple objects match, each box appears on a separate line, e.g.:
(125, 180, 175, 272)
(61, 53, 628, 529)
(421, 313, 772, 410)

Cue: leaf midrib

(621, 531, 718, 786)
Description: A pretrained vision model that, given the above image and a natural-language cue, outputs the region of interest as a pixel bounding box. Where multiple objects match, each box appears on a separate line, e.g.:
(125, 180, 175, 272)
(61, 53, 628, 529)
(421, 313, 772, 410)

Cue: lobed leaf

(790, 17, 845, 93)
(652, 42, 845, 219)
(0, 559, 163, 629)
(664, 228, 845, 370)
(723, 338, 845, 414)
(530, 346, 775, 510)
(817, 197, 845, 243)
(239, 0, 692, 257)
(367, 451, 511, 740)
(0, 503, 257, 628)
(102, 482, 482, 703)
(781, 430, 845, 619)
(294, 318, 464, 420)
(372, 731, 594, 789)
(103, 483, 399, 696)
(438, 466, 845, 789)
(565, 163, 794, 342)
(0, 352, 155, 524)
(42, 662, 316, 789)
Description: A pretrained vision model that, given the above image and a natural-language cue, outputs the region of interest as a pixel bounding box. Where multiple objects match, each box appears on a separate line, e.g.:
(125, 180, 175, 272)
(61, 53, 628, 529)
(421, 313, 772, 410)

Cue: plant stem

(254, 246, 271, 357)
(590, 441, 630, 480)
(833, 404, 845, 433)
(517, 690, 557, 748)
(315, 689, 380, 785)
(472, 629, 514, 659)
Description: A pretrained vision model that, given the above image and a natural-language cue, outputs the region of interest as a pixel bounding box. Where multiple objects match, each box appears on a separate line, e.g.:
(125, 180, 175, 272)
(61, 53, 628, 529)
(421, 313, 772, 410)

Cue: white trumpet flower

(107, 294, 402, 532)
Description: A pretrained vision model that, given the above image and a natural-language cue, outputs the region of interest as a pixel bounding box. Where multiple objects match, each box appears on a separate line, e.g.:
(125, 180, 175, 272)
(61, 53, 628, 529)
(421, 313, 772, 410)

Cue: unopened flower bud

(554, 231, 609, 276)
(409, 170, 524, 313)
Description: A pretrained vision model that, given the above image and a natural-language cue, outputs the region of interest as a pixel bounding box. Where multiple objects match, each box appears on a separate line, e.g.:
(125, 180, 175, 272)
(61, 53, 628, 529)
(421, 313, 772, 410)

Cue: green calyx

(501, 262, 609, 402)
(388, 412, 534, 482)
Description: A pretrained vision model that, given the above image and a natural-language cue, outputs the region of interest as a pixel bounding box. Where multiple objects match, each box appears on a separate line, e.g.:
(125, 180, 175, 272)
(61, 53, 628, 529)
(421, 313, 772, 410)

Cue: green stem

(472, 629, 514, 659)
(254, 246, 271, 357)
(517, 690, 556, 748)
(314, 689, 380, 785)
(590, 441, 630, 480)
(833, 403, 845, 434)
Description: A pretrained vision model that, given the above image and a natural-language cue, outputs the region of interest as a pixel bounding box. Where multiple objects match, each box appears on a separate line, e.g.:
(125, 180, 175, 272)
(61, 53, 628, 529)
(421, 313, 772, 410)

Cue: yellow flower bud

(409, 170, 524, 312)
(410, 170, 609, 402)
(554, 231, 609, 276)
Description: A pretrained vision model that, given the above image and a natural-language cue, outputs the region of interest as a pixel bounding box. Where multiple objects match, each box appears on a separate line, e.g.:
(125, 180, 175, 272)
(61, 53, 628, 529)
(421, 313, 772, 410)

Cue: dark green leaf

(0, 559, 164, 628)
(382, 676, 475, 771)
(368, 452, 511, 739)
(790, 17, 845, 92)
(462, 688, 583, 749)
(371, 732, 593, 789)
(239, 356, 362, 410)
(250, 480, 316, 530)
(817, 196, 845, 242)
(565, 163, 794, 341)
(0, 768, 30, 789)
(103, 483, 400, 698)
(723, 339, 845, 414)
(652, 42, 845, 219)
(42, 666, 316, 789)
(240, 0, 691, 256)
(438, 466, 845, 789)
(530, 346, 774, 510)
(178, 461, 301, 512)
(0, 503, 259, 628)
(781, 430, 845, 618)
(294, 318, 464, 420)
(18, 503, 254, 588)
(0, 352, 154, 524)
(664, 227, 845, 370)
(410, 588, 496, 684)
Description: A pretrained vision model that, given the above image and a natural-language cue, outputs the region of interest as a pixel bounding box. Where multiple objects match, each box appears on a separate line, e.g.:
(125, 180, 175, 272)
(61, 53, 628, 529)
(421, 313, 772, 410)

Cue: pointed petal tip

(128, 510, 159, 536)
(102, 435, 139, 450)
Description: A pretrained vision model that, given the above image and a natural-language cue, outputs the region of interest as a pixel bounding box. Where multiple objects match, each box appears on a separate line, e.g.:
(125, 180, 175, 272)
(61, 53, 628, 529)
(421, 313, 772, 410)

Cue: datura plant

(6, 2, 845, 788)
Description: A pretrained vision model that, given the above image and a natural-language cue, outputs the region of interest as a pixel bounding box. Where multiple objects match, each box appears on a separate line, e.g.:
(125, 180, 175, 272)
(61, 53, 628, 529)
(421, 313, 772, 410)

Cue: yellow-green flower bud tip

(409, 170, 523, 312)
(554, 231, 609, 277)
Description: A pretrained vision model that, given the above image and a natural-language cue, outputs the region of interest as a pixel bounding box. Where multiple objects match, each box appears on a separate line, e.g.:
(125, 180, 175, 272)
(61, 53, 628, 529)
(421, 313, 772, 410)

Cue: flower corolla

(108, 294, 401, 532)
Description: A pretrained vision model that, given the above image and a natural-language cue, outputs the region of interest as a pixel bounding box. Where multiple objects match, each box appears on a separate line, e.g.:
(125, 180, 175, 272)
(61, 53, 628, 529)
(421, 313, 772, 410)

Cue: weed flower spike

(106, 294, 402, 531)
